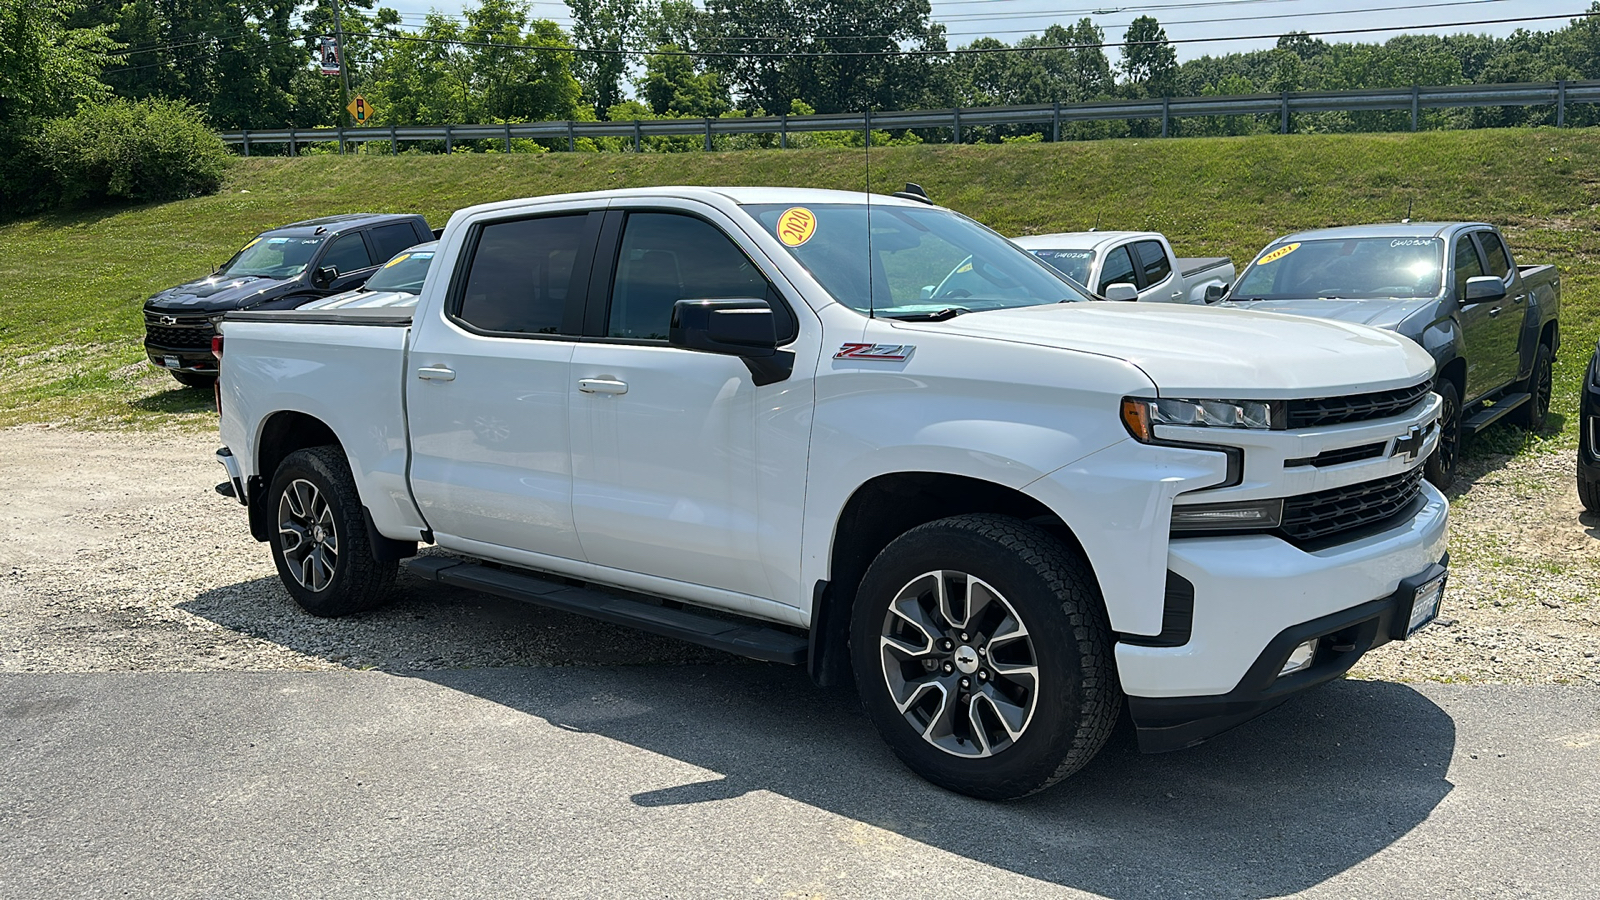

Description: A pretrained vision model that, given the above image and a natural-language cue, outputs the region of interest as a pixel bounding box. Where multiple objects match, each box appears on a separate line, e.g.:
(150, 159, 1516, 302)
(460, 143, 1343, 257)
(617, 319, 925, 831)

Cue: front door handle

(1171, 290, 1182, 298)
(1488, 307, 1503, 317)
(417, 366, 456, 382)
(578, 378, 628, 395)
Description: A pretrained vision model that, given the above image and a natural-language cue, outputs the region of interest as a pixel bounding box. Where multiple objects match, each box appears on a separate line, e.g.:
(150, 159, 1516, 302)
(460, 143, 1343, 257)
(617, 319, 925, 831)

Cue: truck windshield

(219, 234, 326, 279)
(361, 247, 435, 294)
(1028, 249, 1095, 286)
(746, 203, 1091, 317)
(1232, 237, 1444, 300)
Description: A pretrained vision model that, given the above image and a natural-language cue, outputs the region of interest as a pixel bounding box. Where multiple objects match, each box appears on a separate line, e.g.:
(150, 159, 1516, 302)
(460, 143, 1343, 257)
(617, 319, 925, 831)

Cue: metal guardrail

(220, 79, 1600, 155)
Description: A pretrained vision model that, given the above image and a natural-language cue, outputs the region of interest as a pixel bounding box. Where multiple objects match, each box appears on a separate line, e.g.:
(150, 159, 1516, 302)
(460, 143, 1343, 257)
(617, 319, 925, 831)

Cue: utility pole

(331, 0, 354, 153)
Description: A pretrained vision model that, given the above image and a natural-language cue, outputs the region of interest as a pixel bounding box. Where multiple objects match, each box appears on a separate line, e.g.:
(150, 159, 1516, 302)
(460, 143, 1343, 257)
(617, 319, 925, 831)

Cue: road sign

(347, 95, 373, 124)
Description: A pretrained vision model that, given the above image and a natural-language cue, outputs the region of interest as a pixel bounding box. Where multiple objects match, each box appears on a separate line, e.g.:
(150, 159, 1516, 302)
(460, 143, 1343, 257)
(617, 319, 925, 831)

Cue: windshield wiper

(887, 307, 970, 321)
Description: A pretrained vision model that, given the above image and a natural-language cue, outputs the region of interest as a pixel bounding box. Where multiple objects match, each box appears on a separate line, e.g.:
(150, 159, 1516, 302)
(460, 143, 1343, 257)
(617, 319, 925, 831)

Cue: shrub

(36, 97, 231, 206)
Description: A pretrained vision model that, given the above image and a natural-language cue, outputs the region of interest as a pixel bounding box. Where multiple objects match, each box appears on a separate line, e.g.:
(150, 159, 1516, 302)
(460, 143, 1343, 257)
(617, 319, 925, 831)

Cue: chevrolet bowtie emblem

(1391, 424, 1426, 462)
(159, 315, 177, 326)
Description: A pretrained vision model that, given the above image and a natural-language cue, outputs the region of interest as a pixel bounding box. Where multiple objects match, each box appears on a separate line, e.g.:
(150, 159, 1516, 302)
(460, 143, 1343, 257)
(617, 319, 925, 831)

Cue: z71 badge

(834, 343, 915, 361)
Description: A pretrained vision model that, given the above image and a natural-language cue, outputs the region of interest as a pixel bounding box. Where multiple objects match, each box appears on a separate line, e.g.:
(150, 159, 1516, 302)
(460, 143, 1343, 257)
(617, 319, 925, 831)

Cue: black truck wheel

(267, 446, 396, 617)
(1425, 379, 1461, 491)
(850, 514, 1120, 800)
(1517, 343, 1553, 433)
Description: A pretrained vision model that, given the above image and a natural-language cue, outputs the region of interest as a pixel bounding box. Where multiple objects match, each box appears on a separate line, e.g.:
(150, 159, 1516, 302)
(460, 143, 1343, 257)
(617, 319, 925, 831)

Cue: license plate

(1407, 572, 1446, 635)
(162, 356, 180, 369)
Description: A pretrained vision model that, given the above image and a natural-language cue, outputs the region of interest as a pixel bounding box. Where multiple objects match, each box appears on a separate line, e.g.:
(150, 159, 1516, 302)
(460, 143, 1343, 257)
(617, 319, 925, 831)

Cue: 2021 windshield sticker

(776, 207, 817, 247)
(1257, 242, 1300, 265)
(384, 254, 410, 268)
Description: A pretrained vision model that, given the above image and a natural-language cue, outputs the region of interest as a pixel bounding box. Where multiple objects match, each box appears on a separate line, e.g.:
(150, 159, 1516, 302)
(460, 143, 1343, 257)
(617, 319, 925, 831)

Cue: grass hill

(2, 128, 1596, 444)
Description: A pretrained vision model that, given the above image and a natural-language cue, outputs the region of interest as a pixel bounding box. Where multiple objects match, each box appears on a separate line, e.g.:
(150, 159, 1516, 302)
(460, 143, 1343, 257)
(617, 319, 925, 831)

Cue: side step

(404, 556, 808, 665)
(1462, 392, 1529, 435)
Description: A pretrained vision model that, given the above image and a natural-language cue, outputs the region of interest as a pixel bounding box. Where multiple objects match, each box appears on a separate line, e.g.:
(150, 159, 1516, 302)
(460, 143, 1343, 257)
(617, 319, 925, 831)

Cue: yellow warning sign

(776, 207, 817, 247)
(347, 95, 374, 124)
(1257, 242, 1300, 265)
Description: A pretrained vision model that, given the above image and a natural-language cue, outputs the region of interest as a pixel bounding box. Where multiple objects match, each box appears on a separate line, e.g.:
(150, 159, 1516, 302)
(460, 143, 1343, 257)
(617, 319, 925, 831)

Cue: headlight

(1121, 397, 1278, 442)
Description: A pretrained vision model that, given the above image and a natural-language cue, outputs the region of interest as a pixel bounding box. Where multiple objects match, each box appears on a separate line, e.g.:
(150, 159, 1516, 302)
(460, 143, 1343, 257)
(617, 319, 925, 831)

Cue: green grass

(3, 127, 1599, 431)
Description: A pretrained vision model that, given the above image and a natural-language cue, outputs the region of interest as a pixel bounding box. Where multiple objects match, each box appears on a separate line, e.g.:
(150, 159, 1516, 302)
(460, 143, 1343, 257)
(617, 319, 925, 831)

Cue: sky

(372, 0, 1589, 62)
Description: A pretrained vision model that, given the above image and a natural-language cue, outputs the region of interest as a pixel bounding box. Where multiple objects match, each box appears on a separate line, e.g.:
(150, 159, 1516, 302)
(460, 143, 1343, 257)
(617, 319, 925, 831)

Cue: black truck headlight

(1121, 397, 1277, 442)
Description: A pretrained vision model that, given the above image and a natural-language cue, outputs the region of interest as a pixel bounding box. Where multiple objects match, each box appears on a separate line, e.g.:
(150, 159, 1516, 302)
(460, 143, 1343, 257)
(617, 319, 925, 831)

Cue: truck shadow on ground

(1447, 413, 1563, 500)
(185, 572, 1456, 900)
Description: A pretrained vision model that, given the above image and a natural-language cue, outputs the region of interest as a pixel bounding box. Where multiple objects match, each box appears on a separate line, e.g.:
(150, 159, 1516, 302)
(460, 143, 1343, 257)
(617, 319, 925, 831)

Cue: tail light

(211, 334, 223, 359)
(211, 334, 223, 416)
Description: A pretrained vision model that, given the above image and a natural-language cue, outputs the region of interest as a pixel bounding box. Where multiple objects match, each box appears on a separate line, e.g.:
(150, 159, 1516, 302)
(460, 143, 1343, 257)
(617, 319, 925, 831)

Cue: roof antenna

(1402, 198, 1413, 224)
(1089, 214, 1101, 233)
(865, 109, 875, 319)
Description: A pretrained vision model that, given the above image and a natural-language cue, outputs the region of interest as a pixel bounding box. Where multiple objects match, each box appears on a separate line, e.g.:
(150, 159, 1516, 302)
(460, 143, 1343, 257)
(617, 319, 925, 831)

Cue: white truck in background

(1012, 231, 1234, 303)
(214, 187, 1448, 800)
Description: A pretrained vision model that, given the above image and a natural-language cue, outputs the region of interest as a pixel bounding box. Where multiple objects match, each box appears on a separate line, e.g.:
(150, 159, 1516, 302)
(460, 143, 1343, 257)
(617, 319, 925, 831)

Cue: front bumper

(146, 344, 216, 374)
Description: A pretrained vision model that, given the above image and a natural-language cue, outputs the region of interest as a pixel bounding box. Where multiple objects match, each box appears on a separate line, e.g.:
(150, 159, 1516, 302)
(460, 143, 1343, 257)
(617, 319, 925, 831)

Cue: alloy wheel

(277, 478, 339, 592)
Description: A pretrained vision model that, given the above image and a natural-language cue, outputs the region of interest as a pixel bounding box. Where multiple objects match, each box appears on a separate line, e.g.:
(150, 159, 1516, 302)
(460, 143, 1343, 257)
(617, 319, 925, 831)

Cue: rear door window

(1133, 240, 1172, 285)
(1099, 245, 1138, 291)
(370, 222, 422, 262)
(455, 214, 589, 335)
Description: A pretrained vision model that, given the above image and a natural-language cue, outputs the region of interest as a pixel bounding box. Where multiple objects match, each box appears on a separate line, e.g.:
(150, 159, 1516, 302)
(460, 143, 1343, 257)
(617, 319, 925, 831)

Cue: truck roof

(1010, 231, 1160, 251)
(266, 212, 424, 237)
(1272, 222, 1491, 243)
(449, 186, 935, 223)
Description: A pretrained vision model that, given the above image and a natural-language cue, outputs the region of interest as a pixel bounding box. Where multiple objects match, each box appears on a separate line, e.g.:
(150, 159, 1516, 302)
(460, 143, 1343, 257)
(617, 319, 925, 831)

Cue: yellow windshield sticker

(776, 207, 817, 247)
(383, 253, 410, 269)
(956, 262, 974, 273)
(241, 238, 262, 251)
(1258, 242, 1300, 265)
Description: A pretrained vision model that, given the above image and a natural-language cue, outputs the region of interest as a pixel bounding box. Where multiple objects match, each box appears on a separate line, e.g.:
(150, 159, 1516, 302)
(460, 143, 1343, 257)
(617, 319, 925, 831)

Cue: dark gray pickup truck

(1223, 223, 1560, 488)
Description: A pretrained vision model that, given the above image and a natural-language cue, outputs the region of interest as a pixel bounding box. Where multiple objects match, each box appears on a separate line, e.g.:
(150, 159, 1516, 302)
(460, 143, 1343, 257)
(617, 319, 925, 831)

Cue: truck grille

(1286, 380, 1433, 429)
(144, 312, 214, 350)
(1280, 468, 1425, 542)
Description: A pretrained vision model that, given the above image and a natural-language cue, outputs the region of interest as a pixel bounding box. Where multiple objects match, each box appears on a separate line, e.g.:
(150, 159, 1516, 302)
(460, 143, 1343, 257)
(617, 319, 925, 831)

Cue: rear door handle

(1488, 307, 1503, 317)
(578, 378, 628, 395)
(417, 366, 456, 382)
(1513, 294, 1527, 304)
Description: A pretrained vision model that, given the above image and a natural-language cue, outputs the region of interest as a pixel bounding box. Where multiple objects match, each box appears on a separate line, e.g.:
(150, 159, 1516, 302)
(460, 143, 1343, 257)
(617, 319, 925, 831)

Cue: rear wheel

(1517, 343, 1553, 433)
(267, 446, 396, 617)
(171, 371, 216, 390)
(1425, 379, 1461, 491)
(850, 514, 1120, 800)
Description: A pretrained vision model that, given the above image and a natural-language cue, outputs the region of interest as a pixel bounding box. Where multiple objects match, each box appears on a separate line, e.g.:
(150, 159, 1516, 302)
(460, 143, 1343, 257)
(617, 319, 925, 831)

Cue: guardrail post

(1280, 92, 1290, 134)
(953, 107, 961, 144)
(705, 117, 713, 151)
(1411, 85, 1420, 131)
(1161, 97, 1170, 138)
(567, 120, 575, 151)
(780, 113, 787, 149)
(505, 122, 513, 152)
(444, 124, 453, 153)
(289, 126, 297, 157)
(338, 124, 347, 155)
(634, 120, 642, 152)
(390, 124, 397, 154)
(1053, 101, 1061, 142)
(241, 131, 251, 157)
(1558, 79, 1567, 127)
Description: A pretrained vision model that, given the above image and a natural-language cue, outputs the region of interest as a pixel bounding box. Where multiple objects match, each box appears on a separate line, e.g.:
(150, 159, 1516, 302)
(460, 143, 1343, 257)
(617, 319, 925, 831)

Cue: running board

(1463, 392, 1530, 435)
(404, 556, 808, 665)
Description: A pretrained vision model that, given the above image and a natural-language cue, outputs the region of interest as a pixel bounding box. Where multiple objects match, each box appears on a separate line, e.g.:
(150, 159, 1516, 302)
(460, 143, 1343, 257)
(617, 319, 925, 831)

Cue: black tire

(1579, 410, 1600, 513)
(1580, 471, 1600, 514)
(1517, 343, 1553, 433)
(267, 446, 395, 617)
(849, 514, 1120, 800)
(171, 371, 216, 389)
(1425, 378, 1461, 491)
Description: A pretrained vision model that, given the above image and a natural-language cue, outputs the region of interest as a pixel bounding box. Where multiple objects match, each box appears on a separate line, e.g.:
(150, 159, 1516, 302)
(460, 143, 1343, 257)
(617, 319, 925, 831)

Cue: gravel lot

(2, 424, 1596, 683)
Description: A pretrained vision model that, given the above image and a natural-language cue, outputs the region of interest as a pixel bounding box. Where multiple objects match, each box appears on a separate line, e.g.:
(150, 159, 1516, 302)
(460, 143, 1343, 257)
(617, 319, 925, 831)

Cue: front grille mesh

(144, 313, 214, 350)
(1280, 468, 1425, 542)
(1286, 380, 1432, 429)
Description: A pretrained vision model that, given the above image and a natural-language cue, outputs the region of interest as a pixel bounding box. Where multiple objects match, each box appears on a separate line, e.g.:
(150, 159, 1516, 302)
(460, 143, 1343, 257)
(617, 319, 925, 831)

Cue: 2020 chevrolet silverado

(1223, 223, 1560, 488)
(215, 188, 1448, 799)
(142, 213, 432, 387)
(1011, 231, 1234, 303)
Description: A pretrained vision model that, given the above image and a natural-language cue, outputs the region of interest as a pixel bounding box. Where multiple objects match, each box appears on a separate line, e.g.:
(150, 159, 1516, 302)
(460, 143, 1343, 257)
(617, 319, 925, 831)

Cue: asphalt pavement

(2, 667, 1596, 899)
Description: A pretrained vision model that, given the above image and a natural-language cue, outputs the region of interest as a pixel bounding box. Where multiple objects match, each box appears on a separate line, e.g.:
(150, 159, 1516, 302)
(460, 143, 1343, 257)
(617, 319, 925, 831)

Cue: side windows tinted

(456, 214, 587, 335)
(1453, 236, 1485, 298)
(607, 213, 772, 341)
(321, 233, 374, 274)
(1134, 240, 1171, 284)
(370, 222, 422, 262)
(1478, 232, 1512, 279)
(1099, 245, 1138, 291)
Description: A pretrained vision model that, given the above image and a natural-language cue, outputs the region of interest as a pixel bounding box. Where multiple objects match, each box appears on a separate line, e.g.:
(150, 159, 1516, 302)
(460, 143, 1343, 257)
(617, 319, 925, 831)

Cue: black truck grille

(1286, 380, 1432, 429)
(144, 313, 214, 350)
(1280, 468, 1425, 542)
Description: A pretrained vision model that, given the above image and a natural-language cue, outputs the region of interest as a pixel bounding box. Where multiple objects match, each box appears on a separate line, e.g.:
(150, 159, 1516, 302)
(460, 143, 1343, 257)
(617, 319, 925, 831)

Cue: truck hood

(895, 302, 1435, 396)
(144, 274, 295, 314)
(1220, 296, 1433, 332)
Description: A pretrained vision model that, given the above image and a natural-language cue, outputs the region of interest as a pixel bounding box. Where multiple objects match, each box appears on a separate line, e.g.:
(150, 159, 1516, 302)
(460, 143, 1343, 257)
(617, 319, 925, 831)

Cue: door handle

(1171, 291, 1182, 298)
(416, 366, 456, 382)
(578, 378, 628, 395)
(1488, 307, 1503, 317)
(1513, 294, 1527, 304)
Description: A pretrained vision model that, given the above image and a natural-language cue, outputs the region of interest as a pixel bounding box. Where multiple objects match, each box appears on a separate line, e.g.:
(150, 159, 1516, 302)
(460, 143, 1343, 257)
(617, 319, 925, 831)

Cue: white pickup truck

(1012, 231, 1234, 303)
(215, 187, 1448, 800)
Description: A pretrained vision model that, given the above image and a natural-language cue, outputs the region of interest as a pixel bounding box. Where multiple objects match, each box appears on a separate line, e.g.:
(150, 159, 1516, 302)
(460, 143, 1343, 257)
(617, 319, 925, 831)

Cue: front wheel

(171, 370, 216, 390)
(267, 446, 396, 617)
(850, 514, 1120, 800)
(1425, 379, 1461, 491)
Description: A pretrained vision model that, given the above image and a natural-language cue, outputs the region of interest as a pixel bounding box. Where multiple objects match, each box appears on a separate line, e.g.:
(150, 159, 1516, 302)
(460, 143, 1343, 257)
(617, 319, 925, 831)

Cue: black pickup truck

(1223, 223, 1560, 488)
(142, 213, 432, 387)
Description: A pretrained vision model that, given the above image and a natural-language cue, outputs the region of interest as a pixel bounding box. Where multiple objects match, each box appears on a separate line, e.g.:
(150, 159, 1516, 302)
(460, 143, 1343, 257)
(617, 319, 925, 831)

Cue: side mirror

(1204, 283, 1228, 304)
(312, 266, 338, 288)
(1463, 275, 1506, 303)
(670, 298, 777, 358)
(1103, 282, 1139, 302)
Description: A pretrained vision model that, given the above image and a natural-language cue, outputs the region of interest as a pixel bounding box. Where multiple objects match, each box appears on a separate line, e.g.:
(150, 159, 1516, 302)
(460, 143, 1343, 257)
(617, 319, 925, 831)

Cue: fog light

(1170, 499, 1284, 532)
(1279, 639, 1317, 677)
